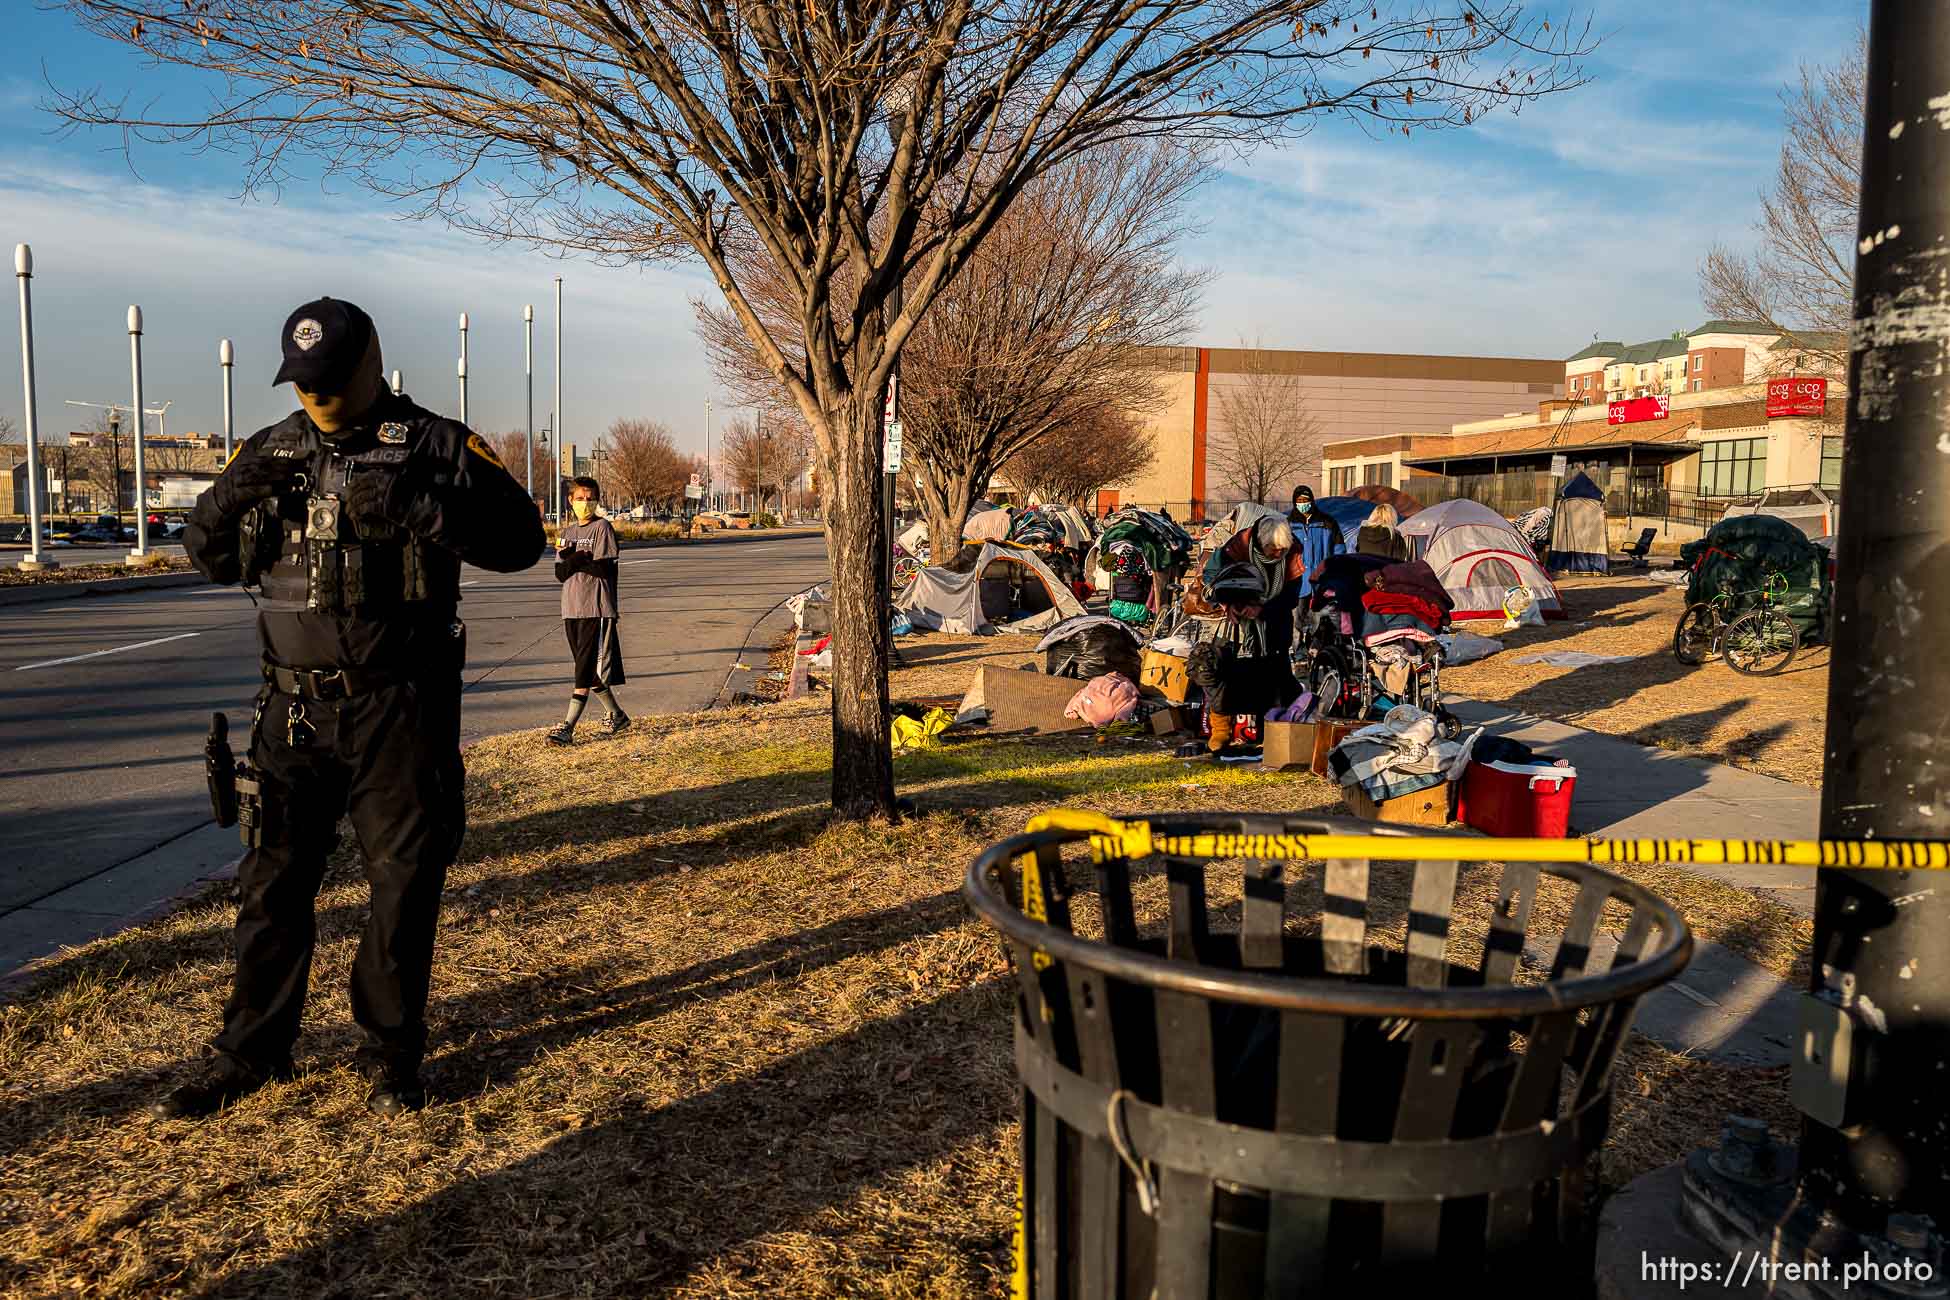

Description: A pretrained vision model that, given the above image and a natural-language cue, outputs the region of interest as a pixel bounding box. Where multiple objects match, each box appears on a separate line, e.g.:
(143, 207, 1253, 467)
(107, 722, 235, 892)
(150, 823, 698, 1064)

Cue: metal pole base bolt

(1683, 1125, 1945, 1299)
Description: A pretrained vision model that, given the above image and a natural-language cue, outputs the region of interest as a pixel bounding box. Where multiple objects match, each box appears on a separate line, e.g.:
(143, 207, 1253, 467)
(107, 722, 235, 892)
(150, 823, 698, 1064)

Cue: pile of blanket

(1360, 559, 1453, 636)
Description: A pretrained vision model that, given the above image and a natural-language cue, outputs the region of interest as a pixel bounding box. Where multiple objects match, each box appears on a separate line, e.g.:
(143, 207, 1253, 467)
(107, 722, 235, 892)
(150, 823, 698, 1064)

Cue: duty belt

(262, 661, 408, 701)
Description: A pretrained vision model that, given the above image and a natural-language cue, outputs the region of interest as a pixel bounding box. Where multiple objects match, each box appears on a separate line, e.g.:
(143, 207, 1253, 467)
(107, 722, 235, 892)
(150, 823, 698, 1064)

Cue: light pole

(553, 276, 564, 524)
(458, 311, 469, 423)
(126, 306, 149, 560)
(705, 397, 714, 514)
(391, 368, 403, 396)
(219, 338, 235, 465)
(524, 304, 535, 508)
(14, 244, 54, 569)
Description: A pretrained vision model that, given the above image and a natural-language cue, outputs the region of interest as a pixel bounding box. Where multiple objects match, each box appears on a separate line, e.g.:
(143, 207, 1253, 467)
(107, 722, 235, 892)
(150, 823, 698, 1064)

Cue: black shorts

(563, 617, 625, 689)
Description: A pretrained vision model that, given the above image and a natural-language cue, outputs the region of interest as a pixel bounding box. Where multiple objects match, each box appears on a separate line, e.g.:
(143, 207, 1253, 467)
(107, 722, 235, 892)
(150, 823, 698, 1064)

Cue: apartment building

(1561, 321, 1836, 407)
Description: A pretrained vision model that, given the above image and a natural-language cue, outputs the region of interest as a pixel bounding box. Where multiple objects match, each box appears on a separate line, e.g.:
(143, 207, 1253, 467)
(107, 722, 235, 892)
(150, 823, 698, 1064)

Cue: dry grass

(1441, 573, 1829, 786)
(0, 553, 194, 587)
(0, 629, 1798, 1296)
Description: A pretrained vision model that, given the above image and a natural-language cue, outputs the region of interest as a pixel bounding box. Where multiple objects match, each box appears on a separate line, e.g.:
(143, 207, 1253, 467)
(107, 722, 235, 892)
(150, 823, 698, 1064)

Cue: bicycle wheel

(1721, 608, 1800, 676)
(1673, 604, 1716, 666)
(893, 555, 920, 588)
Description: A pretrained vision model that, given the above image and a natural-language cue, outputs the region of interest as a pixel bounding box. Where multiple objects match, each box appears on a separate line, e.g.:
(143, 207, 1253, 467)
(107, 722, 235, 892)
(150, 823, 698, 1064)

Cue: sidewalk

(1451, 697, 1813, 1070)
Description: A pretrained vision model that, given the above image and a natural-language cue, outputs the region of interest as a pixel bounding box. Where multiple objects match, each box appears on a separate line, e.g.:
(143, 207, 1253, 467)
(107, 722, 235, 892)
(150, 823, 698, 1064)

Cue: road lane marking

(14, 632, 202, 672)
(620, 558, 662, 566)
(460, 579, 481, 587)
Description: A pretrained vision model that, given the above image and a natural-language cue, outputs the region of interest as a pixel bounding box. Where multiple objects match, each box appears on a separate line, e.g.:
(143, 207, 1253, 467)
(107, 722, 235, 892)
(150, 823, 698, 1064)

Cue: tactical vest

(238, 423, 448, 614)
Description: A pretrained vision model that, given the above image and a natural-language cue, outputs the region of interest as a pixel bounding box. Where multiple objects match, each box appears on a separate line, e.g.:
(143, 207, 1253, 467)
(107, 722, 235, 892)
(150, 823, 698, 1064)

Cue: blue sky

(1, 1, 1863, 458)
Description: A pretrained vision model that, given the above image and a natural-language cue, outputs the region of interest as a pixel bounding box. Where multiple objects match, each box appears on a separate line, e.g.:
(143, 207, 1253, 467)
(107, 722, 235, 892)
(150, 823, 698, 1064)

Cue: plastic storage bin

(1457, 758, 1578, 838)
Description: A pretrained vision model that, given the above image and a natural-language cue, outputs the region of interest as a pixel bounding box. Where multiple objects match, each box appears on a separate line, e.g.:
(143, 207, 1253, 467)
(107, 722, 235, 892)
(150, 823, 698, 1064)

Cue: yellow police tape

(1022, 809, 1950, 871)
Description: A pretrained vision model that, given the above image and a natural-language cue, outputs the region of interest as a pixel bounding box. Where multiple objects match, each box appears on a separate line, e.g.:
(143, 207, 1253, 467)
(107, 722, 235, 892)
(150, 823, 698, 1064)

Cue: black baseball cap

(273, 297, 374, 390)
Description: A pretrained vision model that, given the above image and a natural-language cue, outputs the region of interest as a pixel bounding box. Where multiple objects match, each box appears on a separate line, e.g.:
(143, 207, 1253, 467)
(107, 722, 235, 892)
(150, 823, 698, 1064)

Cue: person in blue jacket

(1286, 485, 1345, 598)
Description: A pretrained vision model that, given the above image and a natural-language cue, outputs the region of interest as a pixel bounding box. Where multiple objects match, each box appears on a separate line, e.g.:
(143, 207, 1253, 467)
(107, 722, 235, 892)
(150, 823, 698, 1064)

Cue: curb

(0, 570, 210, 607)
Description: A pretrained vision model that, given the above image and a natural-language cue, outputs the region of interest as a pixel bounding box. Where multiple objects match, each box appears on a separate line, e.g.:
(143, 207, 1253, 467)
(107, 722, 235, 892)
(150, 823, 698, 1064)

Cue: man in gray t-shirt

(547, 477, 630, 744)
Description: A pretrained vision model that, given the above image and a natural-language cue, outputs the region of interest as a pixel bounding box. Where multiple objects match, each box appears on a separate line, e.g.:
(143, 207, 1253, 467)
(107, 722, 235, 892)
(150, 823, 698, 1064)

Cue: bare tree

(0, 415, 17, 444)
(720, 417, 811, 514)
(484, 430, 538, 497)
(599, 418, 690, 508)
(1002, 402, 1156, 509)
(697, 140, 1207, 556)
(1209, 343, 1330, 506)
(144, 439, 210, 475)
(72, 412, 130, 518)
(51, 0, 1590, 819)
(1699, 36, 1861, 378)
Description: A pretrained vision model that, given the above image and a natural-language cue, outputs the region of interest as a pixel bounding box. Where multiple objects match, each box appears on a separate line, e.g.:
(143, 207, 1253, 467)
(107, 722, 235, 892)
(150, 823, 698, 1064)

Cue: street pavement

(0, 532, 829, 974)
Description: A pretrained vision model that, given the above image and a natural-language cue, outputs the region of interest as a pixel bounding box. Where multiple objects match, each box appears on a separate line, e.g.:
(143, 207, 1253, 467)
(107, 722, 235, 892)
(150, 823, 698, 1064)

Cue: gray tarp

(894, 541, 1086, 634)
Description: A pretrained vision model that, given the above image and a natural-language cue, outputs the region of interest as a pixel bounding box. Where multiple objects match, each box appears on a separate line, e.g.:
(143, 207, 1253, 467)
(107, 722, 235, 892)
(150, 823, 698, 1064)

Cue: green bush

(755, 512, 781, 529)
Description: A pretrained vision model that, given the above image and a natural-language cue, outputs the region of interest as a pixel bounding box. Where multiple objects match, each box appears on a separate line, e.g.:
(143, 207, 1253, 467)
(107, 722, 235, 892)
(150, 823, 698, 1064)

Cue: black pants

(215, 675, 465, 1072)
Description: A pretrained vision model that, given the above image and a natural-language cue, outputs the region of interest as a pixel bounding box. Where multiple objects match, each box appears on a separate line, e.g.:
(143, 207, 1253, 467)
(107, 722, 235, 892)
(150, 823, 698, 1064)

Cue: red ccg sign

(1607, 395, 1669, 426)
(1767, 377, 1828, 418)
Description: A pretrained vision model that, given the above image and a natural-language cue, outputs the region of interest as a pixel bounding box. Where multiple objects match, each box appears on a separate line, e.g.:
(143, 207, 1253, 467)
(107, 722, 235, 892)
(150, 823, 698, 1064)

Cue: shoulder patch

(223, 445, 245, 470)
(377, 422, 409, 445)
(466, 433, 505, 469)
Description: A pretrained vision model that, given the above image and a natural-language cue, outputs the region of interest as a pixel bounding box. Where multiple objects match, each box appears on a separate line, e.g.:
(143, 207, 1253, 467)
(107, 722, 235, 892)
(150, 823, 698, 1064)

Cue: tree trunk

(822, 395, 897, 820)
(918, 460, 983, 560)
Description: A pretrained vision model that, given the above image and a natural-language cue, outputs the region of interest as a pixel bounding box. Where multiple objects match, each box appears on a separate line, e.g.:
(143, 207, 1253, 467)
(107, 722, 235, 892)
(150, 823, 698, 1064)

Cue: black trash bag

(1044, 624, 1143, 680)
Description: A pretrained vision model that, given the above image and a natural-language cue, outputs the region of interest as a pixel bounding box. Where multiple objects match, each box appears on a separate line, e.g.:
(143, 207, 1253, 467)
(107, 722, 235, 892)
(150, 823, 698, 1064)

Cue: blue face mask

(1296, 501, 1312, 515)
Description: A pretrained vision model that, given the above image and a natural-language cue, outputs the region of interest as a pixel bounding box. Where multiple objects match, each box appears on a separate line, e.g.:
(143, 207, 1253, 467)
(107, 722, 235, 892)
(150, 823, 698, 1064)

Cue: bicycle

(1672, 571, 1800, 676)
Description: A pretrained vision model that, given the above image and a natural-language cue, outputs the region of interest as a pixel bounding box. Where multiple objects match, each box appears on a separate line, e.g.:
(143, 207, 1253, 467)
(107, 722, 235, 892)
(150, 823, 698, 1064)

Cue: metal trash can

(965, 810, 1693, 1296)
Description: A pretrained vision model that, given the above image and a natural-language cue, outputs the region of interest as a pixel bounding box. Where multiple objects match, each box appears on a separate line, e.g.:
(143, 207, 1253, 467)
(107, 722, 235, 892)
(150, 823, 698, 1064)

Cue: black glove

(211, 456, 297, 518)
(345, 470, 411, 533)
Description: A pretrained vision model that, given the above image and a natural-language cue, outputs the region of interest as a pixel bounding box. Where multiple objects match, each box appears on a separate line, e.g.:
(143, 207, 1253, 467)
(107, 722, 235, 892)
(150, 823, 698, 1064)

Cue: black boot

(148, 1054, 291, 1121)
(355, 1052, 427, 1117)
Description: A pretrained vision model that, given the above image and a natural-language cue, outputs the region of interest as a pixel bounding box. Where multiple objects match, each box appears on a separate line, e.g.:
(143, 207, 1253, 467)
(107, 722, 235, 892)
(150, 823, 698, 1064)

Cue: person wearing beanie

(1286, 484, 1345, 600)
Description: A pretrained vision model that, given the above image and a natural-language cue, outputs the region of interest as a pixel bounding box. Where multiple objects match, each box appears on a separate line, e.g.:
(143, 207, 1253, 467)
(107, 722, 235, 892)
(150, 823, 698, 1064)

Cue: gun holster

(204, 711, 266, 847)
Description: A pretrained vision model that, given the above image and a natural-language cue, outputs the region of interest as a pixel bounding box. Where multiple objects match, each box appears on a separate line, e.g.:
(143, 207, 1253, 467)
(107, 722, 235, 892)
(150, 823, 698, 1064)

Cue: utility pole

(705, 397, 714, 514)
(14, 244, 54, 570)
(126, 306, 149, 561)
(1799, 0, 1950, 1229)
(391, 368, 403, 397)
(524, 304, 535, 509)
(1674, 5, 1950, 1286)
(458, 311, 469, 424)
(219, 338, 235, 465)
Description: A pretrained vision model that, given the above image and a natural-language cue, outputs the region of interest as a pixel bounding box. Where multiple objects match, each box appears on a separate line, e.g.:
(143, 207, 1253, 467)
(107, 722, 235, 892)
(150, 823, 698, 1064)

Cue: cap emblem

(292, 319, 324, 351)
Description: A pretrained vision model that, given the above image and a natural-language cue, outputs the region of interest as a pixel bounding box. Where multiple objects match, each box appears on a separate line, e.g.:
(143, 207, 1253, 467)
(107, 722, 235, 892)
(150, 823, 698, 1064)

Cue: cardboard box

(1149, 704, 1196, 736)
(1139, 649, 1191, 702)
(1260, 720, 1316, 770)
(963, 665, 1093, 735)
(1341, 780, 1455, 827)
(1309, 720, 1362, 777)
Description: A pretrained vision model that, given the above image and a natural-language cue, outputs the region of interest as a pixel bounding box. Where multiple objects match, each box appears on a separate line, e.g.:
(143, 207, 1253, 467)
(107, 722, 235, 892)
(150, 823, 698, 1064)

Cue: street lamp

(218, 338, 235, 465)
(524, 304, 535, 507)
(14, 243, 55, 570)
(391, 368, 403, 396)
(127, 305, 149, 561)
(458, 311, 469, 423)
(553, 276, 564, 523)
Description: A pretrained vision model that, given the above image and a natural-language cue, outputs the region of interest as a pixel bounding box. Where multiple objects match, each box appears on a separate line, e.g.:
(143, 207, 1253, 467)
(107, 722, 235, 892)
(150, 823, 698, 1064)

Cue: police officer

(152, 298, 543, 1120)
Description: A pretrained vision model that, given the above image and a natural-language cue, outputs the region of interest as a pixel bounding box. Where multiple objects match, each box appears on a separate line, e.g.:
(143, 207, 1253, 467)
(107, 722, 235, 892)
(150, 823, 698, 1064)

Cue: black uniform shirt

(184, 393, 542, 672)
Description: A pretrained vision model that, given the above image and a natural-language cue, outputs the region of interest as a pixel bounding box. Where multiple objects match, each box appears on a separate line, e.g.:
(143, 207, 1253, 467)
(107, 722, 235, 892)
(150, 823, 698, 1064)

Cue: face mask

(571, 499, 594, 521)
(1296, 501, 1312, 515)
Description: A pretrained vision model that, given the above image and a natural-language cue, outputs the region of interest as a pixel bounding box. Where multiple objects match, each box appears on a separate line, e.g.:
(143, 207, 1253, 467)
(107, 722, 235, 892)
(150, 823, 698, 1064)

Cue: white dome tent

(1398, 498, 1564, 621)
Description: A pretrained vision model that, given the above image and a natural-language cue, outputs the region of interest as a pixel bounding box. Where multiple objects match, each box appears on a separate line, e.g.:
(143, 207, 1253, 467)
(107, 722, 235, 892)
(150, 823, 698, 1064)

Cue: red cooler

(1457, 759, 1578, 838)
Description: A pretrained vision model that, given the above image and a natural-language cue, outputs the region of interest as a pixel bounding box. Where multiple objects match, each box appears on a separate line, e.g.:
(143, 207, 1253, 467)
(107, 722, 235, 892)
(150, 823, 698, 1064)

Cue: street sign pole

(458, 311, 469, 425)
(14, 244, 54, 570)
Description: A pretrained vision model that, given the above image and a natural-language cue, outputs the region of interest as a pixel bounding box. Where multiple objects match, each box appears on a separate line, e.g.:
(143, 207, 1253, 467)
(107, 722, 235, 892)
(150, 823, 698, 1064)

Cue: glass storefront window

(1700, 437, 1766, 497)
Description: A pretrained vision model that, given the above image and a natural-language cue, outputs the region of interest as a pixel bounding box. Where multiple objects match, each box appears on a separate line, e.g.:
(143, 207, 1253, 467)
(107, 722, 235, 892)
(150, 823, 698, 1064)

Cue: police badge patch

(377, 422, 408, 444)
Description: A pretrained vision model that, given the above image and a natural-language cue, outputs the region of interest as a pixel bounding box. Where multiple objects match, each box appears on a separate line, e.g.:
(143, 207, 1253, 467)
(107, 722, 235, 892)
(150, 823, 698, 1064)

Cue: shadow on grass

(191, 978, 1017, 1299)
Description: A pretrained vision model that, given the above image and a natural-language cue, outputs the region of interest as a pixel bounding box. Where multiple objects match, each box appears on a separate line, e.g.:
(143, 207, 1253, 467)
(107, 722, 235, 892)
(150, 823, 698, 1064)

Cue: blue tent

(1310, 496, 1375, 549)
(1547, 472, 1609, 574)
